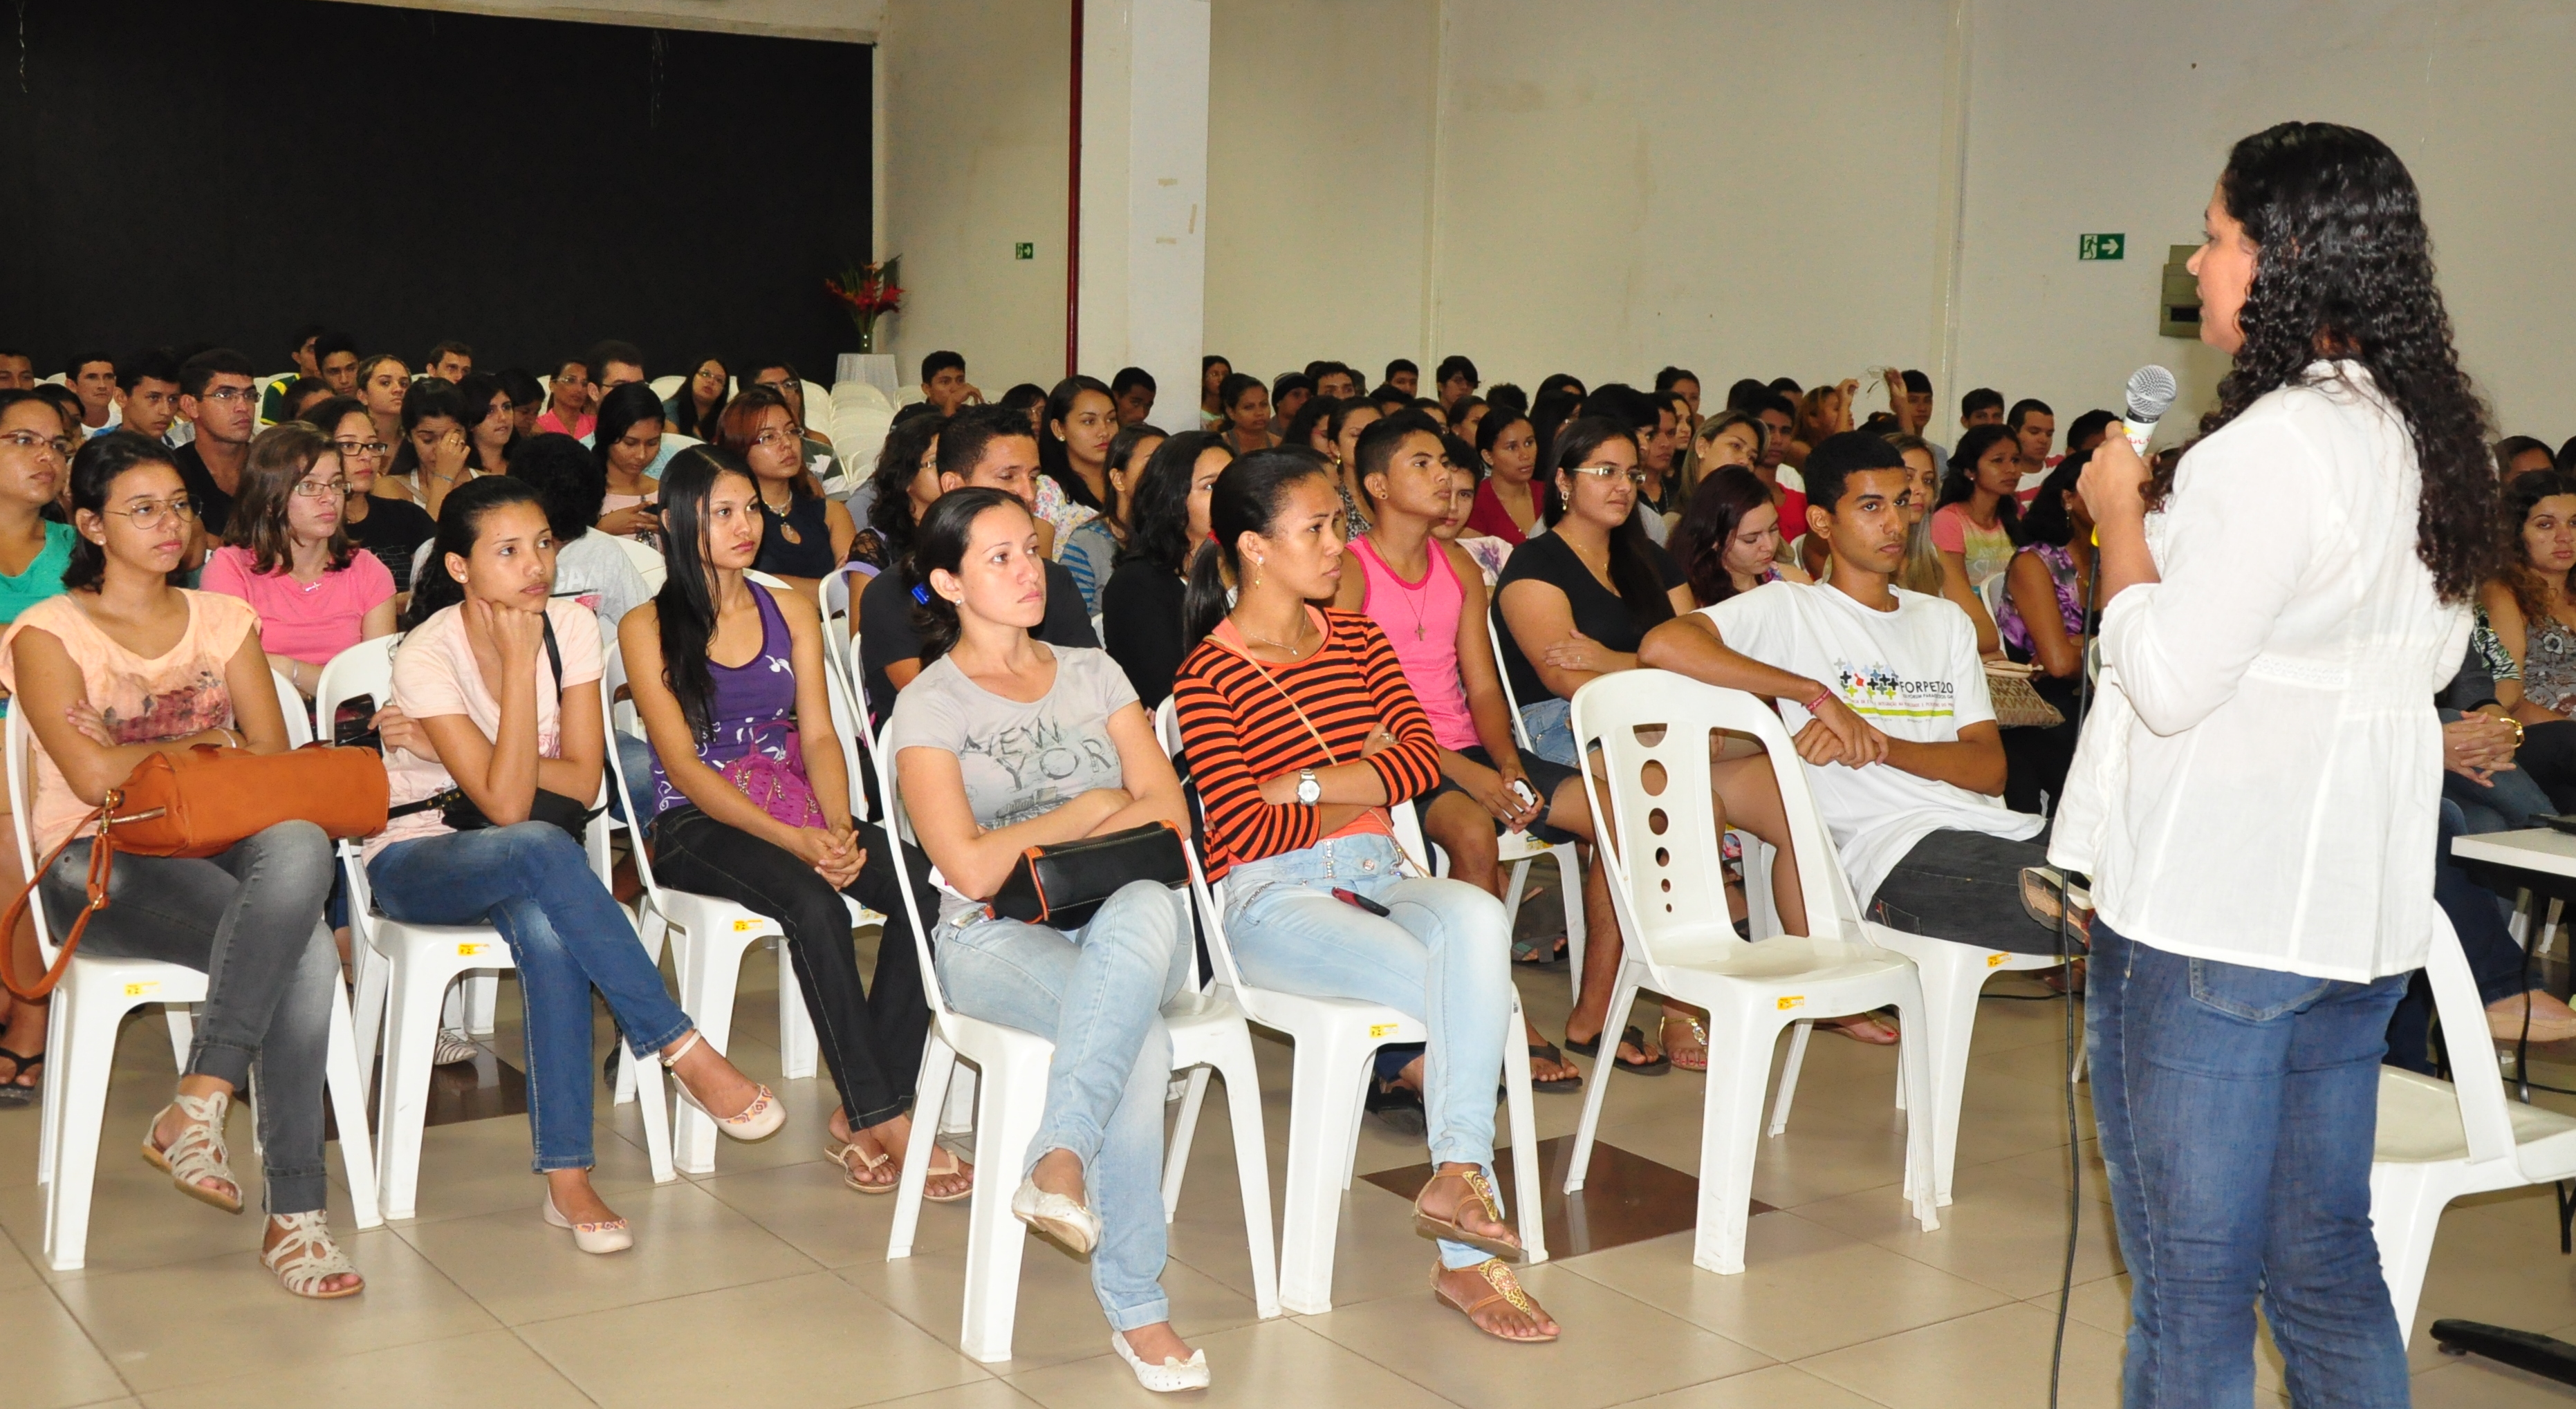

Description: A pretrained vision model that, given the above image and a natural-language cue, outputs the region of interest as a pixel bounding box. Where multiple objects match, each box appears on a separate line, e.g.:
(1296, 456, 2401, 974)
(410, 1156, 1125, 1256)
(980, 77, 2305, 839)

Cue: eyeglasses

(1565, 463, 1647, 487)
(196, 386, 258, 407)
(291, 478, 353, 499)
(103, 498, 198, 530)
(750, 427, 806, 450)
(332, 438, 391, 458)
(0, 429, 73, 458)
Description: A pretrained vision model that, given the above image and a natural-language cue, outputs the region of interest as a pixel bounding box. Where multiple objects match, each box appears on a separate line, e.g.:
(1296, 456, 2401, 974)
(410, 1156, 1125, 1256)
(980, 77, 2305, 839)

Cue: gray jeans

(1866, 825, 2072, 957)
(41, 820, 340, 1215)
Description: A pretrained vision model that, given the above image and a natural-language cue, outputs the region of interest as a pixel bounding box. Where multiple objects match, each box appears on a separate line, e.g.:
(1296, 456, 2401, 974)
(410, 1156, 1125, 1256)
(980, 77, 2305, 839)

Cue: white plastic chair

(876, 720, 1280, 1362)
(647, 375, 683, 403)
(321, 642, 676, 1216)
(799, 380, 835, 444)
(833, 380, 893, 413)
(1481, 614, 1589, 995)
(821, 565, 869, 692)
(2371, 911, 2576, 1340)
(1155, 700, 1546, 1314)
(612, 532, 665, 595)
(1562, 671, 1939, 1273)
(12, 700, 382, 1268)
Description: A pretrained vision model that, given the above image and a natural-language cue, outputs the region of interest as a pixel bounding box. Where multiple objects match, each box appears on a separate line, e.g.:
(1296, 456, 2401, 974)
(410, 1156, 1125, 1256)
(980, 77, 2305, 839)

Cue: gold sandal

(263, 1211, 364, 1299)
(1412, 1168, 1522, 1261)
(1431, 1258, 1557, 1343)
(142, 1090, 243, 1215)
(827, 1137, 898, 1195)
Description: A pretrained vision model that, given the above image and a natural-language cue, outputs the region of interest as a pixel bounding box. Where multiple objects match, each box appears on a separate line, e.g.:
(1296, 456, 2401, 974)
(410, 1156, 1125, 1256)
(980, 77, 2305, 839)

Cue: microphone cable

(2047, 532, 2107, 1409)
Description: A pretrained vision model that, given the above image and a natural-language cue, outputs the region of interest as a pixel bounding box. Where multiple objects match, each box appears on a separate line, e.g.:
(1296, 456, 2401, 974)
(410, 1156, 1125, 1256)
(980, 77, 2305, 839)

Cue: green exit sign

(2079, 232, 2126, 261)
(1013, 242, 1035, 260)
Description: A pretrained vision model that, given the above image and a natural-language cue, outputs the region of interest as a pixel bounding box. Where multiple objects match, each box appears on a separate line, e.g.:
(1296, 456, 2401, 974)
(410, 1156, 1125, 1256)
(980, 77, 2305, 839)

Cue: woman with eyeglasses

(592, 383, 667, 543)
(2, 431, 358, 1297)
(458, 372, 523, 479)
(201, 422, 396, 700)
(0, 389, 77, 1105)
(300, 397, 436, 596)
(716, 385, 851, 601)
(665, 357, 731, 441)
(537, 357, 595, 440)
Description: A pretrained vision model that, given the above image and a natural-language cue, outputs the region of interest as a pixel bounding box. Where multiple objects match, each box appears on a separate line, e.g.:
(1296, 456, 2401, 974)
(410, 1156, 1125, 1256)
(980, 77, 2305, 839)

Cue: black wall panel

(0, 0, 871, 380)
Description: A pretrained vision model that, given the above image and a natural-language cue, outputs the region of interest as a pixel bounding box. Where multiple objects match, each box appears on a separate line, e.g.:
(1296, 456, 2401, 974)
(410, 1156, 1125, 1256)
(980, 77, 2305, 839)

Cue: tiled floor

(9, 910, 2576, 1408)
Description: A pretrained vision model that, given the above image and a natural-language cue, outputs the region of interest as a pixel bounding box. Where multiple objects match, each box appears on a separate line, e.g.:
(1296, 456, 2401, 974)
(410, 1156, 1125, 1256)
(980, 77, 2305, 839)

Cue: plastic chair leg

(1203, 1034, 1282, 1318)
(631, 1034, 676, 1183)
(1500, 1002, 1547, 1264)
(44, 978, 130, 1270)
(163, 1005, 194, 1069)
(351, 944, 391, 1085)
(940, 1063, 977, 1137)
(1162, 1065, 1214, 1222)
(1767, 1020, 1813, 1136)
(957, 1052, 1044, 1363)
(35, 988, 70, 1188)
(1277, 1029, 1371, 1314)
(1888, 987, 1941, 1233)
(465, 971, 499, 1035)
(612, 912, 669, 1108)
(1557, 846, 1586, 992)
(1689, 1004, 1782, 1276)
(2368, 1161, 2454, 1342)
(1913, 950, 1991, 1209)
(1563, 960, 1644, 1194)
(673, 929, 748, 1175)
(376, 958, 460, 1221)
(888, 1036, 958, 1260)
(322, 984, 383, 1229)
(776, 939, 819, 1082)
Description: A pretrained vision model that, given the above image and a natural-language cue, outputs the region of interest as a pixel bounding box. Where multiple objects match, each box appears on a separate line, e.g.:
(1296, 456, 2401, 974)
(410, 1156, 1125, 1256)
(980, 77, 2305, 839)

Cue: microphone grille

(2126, 365, 2178, 424)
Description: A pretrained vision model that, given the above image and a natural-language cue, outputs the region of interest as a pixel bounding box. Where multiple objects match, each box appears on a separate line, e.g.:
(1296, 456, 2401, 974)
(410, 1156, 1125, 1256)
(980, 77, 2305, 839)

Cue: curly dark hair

(2149, 122, 2499, 602)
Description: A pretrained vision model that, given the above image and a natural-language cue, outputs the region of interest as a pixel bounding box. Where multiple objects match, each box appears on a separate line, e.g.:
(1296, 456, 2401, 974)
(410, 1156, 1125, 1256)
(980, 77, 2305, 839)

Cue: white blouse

(2053, 362, 2468, 982)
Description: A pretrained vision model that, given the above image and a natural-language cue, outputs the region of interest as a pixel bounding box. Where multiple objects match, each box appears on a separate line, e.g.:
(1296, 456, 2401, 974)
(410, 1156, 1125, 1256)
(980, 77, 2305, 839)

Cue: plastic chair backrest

(1485, 611, 1535, 751)
(799, 380, 835, 441)
(648, 375, 683, 403)
(2423, 909, 2518, 1166)
(1570, 671, 1864, 967)
(833, 381, 892, 413)
(871, 727, 961, 1025)
(271, 671, 315, 747)
(315, 636, 400, 740)
(5, 705, 61, 960)
(598, 645, 671, 911)
(819, 644, 871, 824)
(1155, 698, 1268, 1002)
(1976, 570, 2008, 622)
(612, 533, 666, 595)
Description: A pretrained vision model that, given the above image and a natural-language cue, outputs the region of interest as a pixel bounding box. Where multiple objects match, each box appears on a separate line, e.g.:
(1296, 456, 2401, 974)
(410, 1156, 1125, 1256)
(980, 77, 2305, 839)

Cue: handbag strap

(1203, 626, 1431, 877)
(0, 802, 118, 1002)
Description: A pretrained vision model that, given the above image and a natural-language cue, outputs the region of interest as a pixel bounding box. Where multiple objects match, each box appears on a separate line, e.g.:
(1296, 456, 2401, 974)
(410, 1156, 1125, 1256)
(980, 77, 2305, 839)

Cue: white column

(1077, 0, 1209, 420)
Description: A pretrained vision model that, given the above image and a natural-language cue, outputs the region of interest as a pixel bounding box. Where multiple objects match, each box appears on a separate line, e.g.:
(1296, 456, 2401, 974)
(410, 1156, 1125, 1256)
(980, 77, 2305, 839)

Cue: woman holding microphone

(2067, 122, 2501, 1405)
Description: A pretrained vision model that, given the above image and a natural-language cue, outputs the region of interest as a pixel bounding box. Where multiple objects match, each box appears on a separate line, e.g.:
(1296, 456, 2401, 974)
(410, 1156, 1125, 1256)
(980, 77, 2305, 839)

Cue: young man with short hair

(1109, 366, 1156, 426)
(315, 330, 360, 398)
(262, 325, 327, 423)
(588, 339, 645, 391)
(425, 340, 474, 382)
(114, 349, 185, 443)
(0, 350, 33, 391)
(1309, 361, 1358, 402)
(1639, 430, 2055, 955)
(920, 350, 979, 414)
(1653, 365, 1700, 427)
(853, 404, 1096, 723)
(2008, 397, 2058, 498)
(1435, 355, 1481, 415)
(1903, 369, 1947, 463)
(1384, 358, 1420, 398)
(1960, 386, 2005, 431)
(66, 352, 118, 433)
(1752, 392, 1806, 527)
(172, 347, 261, 539)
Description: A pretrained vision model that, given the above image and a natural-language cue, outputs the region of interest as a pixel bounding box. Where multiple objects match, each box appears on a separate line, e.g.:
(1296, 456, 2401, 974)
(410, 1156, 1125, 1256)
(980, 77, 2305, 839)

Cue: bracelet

(1804, 687, 1835, 716)
(2509, 717, 2527, 748)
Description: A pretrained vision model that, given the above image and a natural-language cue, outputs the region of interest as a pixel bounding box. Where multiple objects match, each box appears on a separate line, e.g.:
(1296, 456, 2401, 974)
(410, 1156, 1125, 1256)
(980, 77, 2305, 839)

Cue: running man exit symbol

(2079, 233, 2126, 261)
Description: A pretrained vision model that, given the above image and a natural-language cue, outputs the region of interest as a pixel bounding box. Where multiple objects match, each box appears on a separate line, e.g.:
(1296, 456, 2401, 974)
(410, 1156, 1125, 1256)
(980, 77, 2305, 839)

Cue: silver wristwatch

(1295, 768, 1321, 806)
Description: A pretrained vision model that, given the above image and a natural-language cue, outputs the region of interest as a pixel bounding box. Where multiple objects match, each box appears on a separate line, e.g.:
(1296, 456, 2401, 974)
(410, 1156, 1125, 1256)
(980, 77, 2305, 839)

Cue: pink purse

(721, 725, 824, 829)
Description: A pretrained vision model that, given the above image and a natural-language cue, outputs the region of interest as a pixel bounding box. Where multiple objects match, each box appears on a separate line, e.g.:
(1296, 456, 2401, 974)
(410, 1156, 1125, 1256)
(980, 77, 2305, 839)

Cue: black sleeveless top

(752, 491, 837, 577)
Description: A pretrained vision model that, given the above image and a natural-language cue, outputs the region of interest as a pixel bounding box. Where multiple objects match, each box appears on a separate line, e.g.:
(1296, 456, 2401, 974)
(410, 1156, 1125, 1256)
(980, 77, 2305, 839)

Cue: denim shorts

(1517, 698, 1577, 767)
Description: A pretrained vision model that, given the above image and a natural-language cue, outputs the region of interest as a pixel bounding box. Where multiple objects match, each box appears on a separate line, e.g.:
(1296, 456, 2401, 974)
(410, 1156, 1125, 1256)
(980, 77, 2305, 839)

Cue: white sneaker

(1112, 1331, 1210, 1392)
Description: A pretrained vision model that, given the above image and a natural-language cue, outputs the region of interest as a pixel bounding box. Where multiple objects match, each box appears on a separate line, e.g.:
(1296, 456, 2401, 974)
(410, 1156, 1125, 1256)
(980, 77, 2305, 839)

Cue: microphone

(2119, 364, 2178, 455)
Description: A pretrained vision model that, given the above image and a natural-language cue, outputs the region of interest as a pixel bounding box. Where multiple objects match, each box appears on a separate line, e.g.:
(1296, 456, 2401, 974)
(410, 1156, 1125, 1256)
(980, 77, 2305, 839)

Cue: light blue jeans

(1517, 698, 1577, 767)
(1220, 832, 1513, 1270)
(934, 879, 1192, 1332)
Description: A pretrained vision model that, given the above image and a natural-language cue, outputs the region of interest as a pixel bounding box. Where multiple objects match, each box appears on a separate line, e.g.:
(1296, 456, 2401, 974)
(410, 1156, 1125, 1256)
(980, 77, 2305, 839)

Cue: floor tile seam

(499, 1258, 839, 1332)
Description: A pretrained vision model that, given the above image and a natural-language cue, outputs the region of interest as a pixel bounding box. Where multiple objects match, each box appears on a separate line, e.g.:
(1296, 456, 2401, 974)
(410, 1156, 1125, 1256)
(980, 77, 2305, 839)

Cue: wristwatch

(1295, 768, 1321, 806)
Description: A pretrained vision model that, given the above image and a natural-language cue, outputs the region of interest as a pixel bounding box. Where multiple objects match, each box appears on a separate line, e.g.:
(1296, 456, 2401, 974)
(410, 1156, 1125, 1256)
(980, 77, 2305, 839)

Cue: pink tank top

(1352, 536, 1479, 751)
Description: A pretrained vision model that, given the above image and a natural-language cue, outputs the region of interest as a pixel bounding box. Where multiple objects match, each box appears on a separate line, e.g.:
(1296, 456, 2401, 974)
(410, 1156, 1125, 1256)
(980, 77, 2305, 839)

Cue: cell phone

(333, 693, 380, 750)
(1508, 778, 1540, 810)
(1331, 887, 1392, 917)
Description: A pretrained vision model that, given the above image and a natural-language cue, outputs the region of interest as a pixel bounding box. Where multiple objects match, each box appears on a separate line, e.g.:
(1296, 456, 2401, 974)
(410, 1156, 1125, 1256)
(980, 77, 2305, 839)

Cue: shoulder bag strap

(0, 803, 116, 1002)
(1204, 628, 1431, 877)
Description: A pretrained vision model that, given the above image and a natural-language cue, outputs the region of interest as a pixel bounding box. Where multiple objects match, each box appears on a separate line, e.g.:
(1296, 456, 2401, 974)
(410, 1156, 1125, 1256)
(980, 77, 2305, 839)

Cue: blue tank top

(649, 584, 803, 817)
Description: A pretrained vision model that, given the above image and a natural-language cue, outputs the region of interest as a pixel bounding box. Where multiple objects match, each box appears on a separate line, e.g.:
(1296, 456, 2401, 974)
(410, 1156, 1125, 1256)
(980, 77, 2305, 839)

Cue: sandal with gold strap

(1411, 1168, 1522, 1261)
(141, 1090, 243, 1215)
(661, 1032, 786, 1141)
(827, 1136, 898, 1195)
(262, 1211, 364, 1299)
(923, 1145, 974, 1204)
(1431, 1258, 1557, 1343)
(1660, 1014, 1711, 1073)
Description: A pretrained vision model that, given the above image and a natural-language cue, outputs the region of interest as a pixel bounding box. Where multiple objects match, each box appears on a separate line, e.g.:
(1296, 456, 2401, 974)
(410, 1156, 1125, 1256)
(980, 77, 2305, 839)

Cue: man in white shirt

(1640, 431, 2058, 952)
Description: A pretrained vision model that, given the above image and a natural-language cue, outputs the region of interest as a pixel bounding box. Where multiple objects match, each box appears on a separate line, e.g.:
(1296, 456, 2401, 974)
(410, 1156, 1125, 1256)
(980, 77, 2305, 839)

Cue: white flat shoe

(1112, 1331, 1210, 1392)
(543, 1193, 634, 1254)
(660, 1032, 785, 1141)
(1011, 1176, 1100, 1255)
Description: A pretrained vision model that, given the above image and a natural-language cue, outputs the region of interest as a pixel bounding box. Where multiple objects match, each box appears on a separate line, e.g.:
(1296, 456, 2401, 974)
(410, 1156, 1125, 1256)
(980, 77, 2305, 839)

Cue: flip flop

(1564, 1025, 1670, 1076)
(0, 1047, 39, 1108)
(1512, 933, 1567, 966)
(1526, 1042, 1583, 1092)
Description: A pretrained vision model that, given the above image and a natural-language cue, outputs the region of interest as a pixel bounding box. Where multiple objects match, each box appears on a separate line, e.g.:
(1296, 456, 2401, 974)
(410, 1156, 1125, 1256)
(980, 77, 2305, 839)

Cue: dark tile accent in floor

(327, 1047, 528, 1142)
(1361, 1135, 1768, 1258)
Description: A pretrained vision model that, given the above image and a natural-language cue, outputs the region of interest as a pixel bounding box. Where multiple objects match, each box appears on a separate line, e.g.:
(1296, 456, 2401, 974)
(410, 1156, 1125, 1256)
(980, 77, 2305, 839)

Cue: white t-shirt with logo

(1702, 580, 2044, 904)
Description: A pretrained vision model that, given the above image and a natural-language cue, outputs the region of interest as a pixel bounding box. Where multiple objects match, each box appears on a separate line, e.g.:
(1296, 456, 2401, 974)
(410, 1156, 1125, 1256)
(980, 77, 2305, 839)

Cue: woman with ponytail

(622, 448, 963, 1202)
(882, 487, 1205, 1390)
(1169, 447, 1559, 1345)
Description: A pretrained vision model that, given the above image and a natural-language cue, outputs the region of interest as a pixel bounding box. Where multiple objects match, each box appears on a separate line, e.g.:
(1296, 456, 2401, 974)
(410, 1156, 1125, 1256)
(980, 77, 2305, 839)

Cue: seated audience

(920, 350, 981, 415)
(665, 356, 730, 440)
(1678, 409, 1762, 504)
(1102, 431, 1231, 709)
(1197, 355, 1230, 428)
(425, 340, 474, 382)
(367, 476, 783, 1254)
(2479, 470, 2576, 810)
(0, 391, 75, 1102)
(64, 351, 116, 435)
(1326, 398, 1382, 539)
(592, 382, 667, 542)
(113, 349, 185, 446)
(538, 356, 595, 438)
(1034, 374, 1115, 555)
(719, 385, 854, 599)
(257, 326, 324, 424)
(382, 376, 477, 519)
(172, 348, 261, 539)
(457, 372, 521, 478)
(997, 383, 1049, 438)
(848, 411, 945, 573)
(1270, 371, 1315, 434)
(497, 367, 548, 440)
(201, 422, 397, 698)
(1881, 431, 1947, 594)
(886, 486, 1204, 1388)
(1063, 422, 1165, 616)
(0, 349, 31, 390)
(1109, 366, 1156, 427)
(3, 431, 358, 1296)
(1171, 447, 1557, 1344)
(508, 433, 653, 636)
(1465, 409, 1544, 544)
(624, 449, 964, 1201)
(312, 330, 360, 399)
(356, 354, 409, 449)
(1993, 455, 2095, 813)
(1214, 373, 1276, 456)
(747, 360, 835, 457)
(1929, 424, 2023, 655)
(1439, 355, 1483, 416)
(300, 395, 436, 596)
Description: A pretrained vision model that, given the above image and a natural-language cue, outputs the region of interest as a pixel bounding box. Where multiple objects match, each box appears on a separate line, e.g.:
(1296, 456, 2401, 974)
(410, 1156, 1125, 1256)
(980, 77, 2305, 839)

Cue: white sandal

(141, 1090, 243, 1215)
(660, 1032, 785, 1141)
(262, 1211, 364, 1299)
(542, 1192, 635, 1254)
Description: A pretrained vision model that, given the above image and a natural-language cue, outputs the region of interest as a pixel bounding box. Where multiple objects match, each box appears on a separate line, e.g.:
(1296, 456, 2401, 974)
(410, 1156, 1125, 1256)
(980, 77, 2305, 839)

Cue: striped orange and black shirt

(1171, 607, 1442, 879)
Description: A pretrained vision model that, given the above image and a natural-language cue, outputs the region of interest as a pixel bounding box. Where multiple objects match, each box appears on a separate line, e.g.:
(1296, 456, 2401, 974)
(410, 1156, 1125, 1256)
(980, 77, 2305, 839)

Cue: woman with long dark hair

(718, 385, 855, 599)
(457, 371, 523, 479)
(664, 356, 730, 440)
(537, 356, 595, 439)
(1031, 374, 1115, 560)
(1101, 431, 1231, 707)
(201, 422, 398, 698)
(1929, 423, 2021, 655)
(846, 411, 944, 573)
(591, 382, 667, 542)
(301, 395, 436, 595)
(383, 375, 477, 521)
(1992, 454, 2095, 814)
(1213, 373, 1275, 456)
(1463, 409, 1544, 544)
(2066, 122, 2505, 1402)
(1062, 422, 1165, 616)
(1169, 447, 1558, 1344)
(1324, 398, 1381, 539)
(622, 448, 963, 1202)
(1668, 463, 1813, 609)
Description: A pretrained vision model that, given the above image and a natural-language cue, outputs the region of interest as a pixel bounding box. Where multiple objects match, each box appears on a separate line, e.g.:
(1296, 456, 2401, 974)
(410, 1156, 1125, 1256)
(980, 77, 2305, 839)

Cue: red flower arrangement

(825, 256, 903, 351)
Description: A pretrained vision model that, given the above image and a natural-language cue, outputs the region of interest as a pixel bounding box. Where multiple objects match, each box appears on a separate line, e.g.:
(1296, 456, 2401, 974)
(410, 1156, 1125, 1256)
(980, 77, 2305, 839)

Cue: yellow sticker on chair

(456, 942, 488, 958)
(1369, 1023, 1400, 1038)
(734, 918, 763, 931)
(124, 981, 159, 998)
(1777, 996, 1805, 1011)
(1988, 952, 2010, 967)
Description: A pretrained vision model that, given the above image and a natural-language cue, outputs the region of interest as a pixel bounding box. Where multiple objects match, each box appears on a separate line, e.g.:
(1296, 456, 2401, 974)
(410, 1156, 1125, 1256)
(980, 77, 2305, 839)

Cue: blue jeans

(934, 879, 1192, 1332)
(1517, 698, 1577, 767)
(368, 823, 695, 1173)
(2087, 920, 2411, 1408)
(1221, 833, 1512, 1270)
(610, 732, 657, 826)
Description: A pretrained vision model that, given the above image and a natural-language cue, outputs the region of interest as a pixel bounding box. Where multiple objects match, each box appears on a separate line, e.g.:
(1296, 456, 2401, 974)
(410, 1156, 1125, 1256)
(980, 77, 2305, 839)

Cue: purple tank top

(649, 585, 804, 817)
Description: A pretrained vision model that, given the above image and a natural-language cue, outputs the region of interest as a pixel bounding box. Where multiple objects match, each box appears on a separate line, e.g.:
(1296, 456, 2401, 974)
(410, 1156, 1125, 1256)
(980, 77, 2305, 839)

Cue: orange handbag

(0, 743, 389, 1001)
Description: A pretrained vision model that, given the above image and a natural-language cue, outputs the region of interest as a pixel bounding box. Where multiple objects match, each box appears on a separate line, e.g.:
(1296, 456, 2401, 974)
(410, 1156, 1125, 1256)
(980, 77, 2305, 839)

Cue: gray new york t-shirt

(882, 645, 1140, 925)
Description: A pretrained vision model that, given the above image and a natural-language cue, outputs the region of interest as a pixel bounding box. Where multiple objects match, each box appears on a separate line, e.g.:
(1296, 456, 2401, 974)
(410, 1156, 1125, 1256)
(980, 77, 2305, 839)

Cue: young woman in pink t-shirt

(201, 422, 396, 699)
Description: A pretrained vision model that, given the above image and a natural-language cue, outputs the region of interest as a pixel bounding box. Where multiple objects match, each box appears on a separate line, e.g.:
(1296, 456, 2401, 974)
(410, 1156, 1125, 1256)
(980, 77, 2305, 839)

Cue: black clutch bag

(988, 819, 1190, 929)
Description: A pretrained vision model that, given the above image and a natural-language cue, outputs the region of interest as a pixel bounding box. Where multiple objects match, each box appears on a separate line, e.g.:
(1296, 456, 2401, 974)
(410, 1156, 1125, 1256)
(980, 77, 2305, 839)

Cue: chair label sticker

(1777, 996, 1805, 1010)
